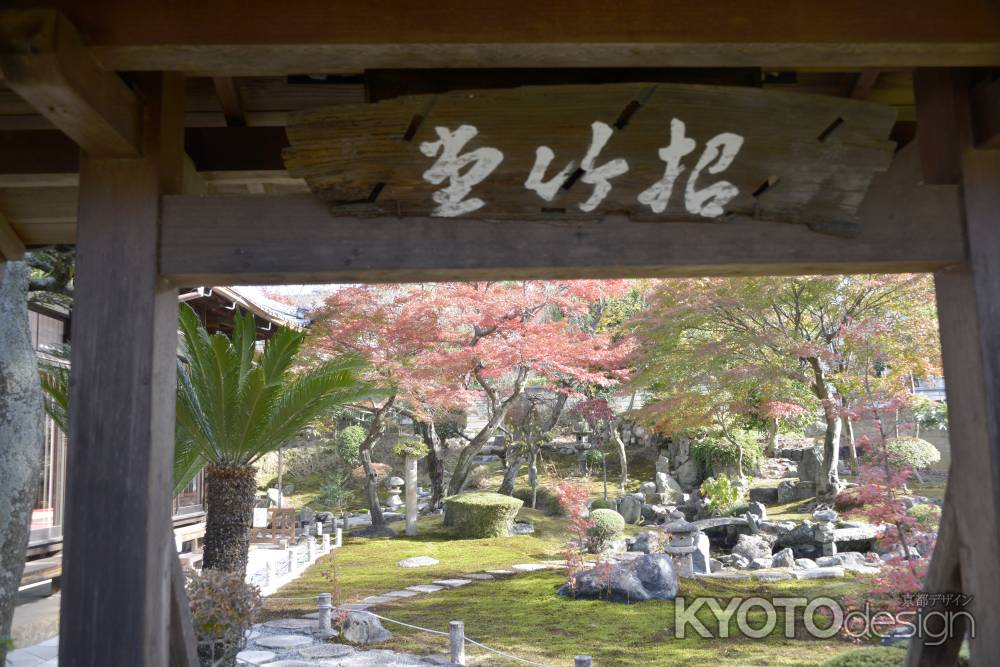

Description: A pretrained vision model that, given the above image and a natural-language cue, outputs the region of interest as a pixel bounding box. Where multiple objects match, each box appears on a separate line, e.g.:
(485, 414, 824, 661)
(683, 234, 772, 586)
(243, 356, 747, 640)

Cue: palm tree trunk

(202, 464, 258, 573)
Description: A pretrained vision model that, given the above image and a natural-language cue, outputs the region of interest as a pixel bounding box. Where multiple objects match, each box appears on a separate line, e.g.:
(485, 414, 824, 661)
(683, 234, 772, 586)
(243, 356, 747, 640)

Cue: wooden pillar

(59, 73, 185, 666)
(907, 70, 1000, 666)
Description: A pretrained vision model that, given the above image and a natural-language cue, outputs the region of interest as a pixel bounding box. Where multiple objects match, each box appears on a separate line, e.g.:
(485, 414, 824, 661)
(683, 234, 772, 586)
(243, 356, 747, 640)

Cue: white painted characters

(420, 124, 504, 217)
(420, 120, 744, 218)
(525, 121, 629, 212)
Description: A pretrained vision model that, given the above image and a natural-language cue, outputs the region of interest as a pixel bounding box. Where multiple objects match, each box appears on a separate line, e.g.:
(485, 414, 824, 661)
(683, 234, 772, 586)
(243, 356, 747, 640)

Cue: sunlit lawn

(264, 511, 879, 666)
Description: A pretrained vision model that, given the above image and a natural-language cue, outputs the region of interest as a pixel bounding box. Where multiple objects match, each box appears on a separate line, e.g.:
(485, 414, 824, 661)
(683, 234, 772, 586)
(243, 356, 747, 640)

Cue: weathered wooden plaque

(283, 83, 896, 235)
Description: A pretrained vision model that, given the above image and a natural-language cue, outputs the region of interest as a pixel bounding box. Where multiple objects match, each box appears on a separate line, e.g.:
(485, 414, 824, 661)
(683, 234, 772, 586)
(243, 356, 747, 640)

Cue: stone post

(307, 537, 316, 561)
(322, 533, 331, 553)
(575, 657, 593, 667)
(405, 456, 419, 536)
(263, 561, 272, 588)
(335, 526, 343, 548)
(813, 508, 839, 557)
(316, 520, 323, 536)
(288, 546, 298, 574)
(450, 620, 466, 666)
(317, 592, 333, 636)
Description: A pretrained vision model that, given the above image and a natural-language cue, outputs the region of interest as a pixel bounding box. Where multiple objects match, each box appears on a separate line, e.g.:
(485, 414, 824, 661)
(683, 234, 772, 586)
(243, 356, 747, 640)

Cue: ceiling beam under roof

(4, 2, 1000, 74)
(0, 9, 142, 156)
(0, 210, 25, 260)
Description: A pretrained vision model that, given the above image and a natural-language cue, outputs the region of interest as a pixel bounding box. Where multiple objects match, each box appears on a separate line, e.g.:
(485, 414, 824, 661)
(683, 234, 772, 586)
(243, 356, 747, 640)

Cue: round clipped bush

(335, 425, 367, 467)
(589, 498, 613, 511)
(885, 436, 941, 470)
(907, 503, 942, 531)
(587, 508, 625, 552)
(444, 492, 524, 538)
(819, 645, 907, 667)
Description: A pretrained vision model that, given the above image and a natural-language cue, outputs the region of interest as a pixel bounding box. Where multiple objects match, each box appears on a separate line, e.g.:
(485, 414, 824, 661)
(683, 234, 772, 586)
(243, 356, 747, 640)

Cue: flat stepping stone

(234, 650, 275, 665)
(462, 573, 494, 580)
(254, 634, 314, 649)
(752, 571, 793, 582)
(406, 584, 445, 593)
(696, 572, 751, 581)
(258, 661, 315, 667)
(383, 590, 419, 598)
(361, 595, 396, 604)
(299, 643, 356, 659)
(264, 618, 318, 631)
(485, 569, 515, 575)
(337, 602, 372, 611)
(398, 556, 440, 568)
(511, 563, 548, 572)
(432, 579, 472, 587)
(793, 567, 845, 579)
(301, 611, 319, 619)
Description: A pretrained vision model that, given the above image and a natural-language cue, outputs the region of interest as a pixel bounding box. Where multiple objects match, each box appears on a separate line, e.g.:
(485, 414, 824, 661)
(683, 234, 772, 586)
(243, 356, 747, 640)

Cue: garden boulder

(618, 494, 644, 524)
(732, 533, 773, 561)
(559, 553, 678, 603)
(342, 612, 391, 645)
(443, 492, 523, 538)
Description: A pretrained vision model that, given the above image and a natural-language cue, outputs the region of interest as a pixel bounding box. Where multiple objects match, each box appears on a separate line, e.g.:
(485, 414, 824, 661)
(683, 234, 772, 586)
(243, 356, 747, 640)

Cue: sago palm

(42, 304, 375, 574)
(175, 304, 373, 572)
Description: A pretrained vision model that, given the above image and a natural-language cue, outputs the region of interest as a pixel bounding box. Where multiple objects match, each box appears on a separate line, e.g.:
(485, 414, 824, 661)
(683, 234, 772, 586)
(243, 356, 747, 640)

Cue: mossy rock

(444, 492, 524, 538)
(819, 645, 906, 667)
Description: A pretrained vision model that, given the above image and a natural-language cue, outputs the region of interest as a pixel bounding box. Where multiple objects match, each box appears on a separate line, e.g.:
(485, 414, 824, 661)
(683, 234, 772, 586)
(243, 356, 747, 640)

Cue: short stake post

(575, 657, 593, 667)
(317, 592, 333, 635)
(322, 533, 331, 553)
(288, 546, 298, 574)
(335, 526, 343, 548)
(450, 620, 466, 666)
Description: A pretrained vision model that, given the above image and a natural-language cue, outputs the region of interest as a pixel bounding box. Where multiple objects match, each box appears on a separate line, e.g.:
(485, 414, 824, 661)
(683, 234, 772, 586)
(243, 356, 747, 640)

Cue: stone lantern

(574, 419, 591, 443)
(386, 476, 405, 510)
(663, 519, 699, 577)
(813, 507, 839, 557)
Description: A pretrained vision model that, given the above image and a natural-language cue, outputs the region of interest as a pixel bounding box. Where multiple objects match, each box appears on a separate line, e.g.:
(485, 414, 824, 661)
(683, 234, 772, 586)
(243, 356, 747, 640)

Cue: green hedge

(589, 498, 613, 511)
(587, 508, 625, 552)
(819, 646, 907, 667)
(444, 492, 524, 538)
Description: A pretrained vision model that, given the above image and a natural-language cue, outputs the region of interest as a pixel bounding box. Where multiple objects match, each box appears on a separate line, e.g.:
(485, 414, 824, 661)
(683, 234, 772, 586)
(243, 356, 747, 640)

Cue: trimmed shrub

(690, 429, 763, 477)
(513, 486, 563, 516)
(819, 646, 907, 667)
(589, 498, 613, 511)
(393, 437, 429, 460)
(188, 569, 261, 667)
(587, 508, 625, 552)
(444, 492, 524, 538)
(885, 436, 941, 470)
(700, 474, 744, 517)
(907, 503, 942, 531)
(335, 425, 367, 467)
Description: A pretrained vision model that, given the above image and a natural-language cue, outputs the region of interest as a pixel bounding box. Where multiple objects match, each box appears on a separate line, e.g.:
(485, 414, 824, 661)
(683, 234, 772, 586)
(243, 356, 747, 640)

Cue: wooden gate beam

(3, 1, 1000, 73)
(907, 69, 1000, 666)
(0, 9, 142, 157)
(158, 140, 963, 285)
(59, 73, 187, 666)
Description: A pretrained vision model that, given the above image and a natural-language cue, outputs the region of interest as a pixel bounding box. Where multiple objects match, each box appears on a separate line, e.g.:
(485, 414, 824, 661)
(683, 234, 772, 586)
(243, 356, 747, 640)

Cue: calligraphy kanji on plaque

(283, 83, 895, 235)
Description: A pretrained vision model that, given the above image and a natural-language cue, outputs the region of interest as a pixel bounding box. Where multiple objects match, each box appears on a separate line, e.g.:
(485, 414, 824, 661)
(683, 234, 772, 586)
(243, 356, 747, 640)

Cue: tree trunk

(498, 454, 525, 495)
(0, 262, 44, 661)
(765, 416, 780, 457)
(447, 396, 522, 496)
(359, 396, 395, 529)
(611, 426, 628, 493)
(202, 464, 258, 573)
(419, 421, 446, 510)
(528, 447, 539, 509)
(842, 412, 859, 474)
(808, 357, 842, 498)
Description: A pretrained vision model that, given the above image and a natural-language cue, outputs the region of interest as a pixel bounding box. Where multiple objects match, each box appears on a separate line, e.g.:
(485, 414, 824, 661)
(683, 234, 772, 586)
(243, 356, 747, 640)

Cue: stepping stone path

(254, 634, 314, 649)
(462, 573, 494, 580)
(398, 556, 440, 568)
(485, 569, 515, 575)
(431, 579, 472, 588)
(265, 618, 318, 631)
(511, 563, 549, 572)
(383, 589, 420, 598)
(235, 650, 276, 665)
(406, 584, 444, 593)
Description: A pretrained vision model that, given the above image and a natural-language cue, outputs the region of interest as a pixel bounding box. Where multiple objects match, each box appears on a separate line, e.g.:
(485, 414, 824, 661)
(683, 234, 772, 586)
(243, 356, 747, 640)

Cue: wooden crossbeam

(158, 141, 963, 284)
(212, 76, 246, 127)
(0, 210, 25, 260)
(3, 1, 1000, 73)
(971, 75, 1000, 149)
(0, 9, 141, 156)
